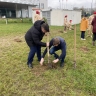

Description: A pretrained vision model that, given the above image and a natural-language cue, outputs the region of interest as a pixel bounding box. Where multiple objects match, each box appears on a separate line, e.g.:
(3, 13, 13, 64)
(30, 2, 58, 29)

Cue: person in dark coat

(91, 12, 96, 46)
(25, 20, 49, 68)
(40, 37, 66, 67)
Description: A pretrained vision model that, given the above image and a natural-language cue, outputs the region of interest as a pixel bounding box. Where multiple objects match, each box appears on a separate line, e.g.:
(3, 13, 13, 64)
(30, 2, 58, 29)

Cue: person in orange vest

(80, 15, 88, 40)
(34, 10, 42, 22)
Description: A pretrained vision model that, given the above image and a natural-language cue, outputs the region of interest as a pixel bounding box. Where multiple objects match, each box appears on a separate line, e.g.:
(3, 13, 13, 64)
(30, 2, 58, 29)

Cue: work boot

(93, 41, 95, 46)
(28, 63, 33, 68)
(60, 62, 64, 67)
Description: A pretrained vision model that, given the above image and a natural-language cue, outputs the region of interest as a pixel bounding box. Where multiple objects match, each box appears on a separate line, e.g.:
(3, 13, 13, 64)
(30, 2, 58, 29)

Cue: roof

(0, 0, 38, 6)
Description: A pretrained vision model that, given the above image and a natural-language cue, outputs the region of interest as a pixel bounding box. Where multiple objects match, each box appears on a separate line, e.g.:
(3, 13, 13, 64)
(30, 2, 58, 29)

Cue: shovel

(47, 33, 53, 69)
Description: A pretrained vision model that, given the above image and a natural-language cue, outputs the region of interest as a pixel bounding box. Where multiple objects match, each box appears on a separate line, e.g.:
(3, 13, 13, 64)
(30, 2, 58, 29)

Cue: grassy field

(0, 22, 96, 96)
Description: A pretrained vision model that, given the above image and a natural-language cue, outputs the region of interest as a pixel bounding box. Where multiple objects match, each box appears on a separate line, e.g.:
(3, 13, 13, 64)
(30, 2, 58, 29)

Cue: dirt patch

(0, 35, 24, 48)
(31, 65, 48, 76)
(80, 46, 89, 52)
(31, 63, 57, 76)
(58, 31, 63, 33)
(14, 38, 22, 42)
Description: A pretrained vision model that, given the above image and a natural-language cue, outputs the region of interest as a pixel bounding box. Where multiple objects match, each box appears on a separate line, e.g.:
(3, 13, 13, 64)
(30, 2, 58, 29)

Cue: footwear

(81, 38, 83, 40)
(93, 42, 95, 46)
(28, 63, 33, 68)
(81, 38, 86, 40)
(60, 62, 64, 67)
(83, 39, 86, 40)
(64, 31, 67, 33)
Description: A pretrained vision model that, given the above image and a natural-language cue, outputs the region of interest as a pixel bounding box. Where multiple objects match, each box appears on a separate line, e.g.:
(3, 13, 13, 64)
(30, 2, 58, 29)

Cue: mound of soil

(80, 46, 89, 52)
(31, 63, 57, 76)
(14, 38, 22, 42)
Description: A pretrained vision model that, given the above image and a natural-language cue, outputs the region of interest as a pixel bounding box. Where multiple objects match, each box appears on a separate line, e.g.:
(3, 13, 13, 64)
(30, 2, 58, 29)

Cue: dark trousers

(64, 26, 67, 31)
(93, 33, 96, 41)
(27, 46, 41, 64)
(49, 46, 66, 63)
(81, 31, 85, 39)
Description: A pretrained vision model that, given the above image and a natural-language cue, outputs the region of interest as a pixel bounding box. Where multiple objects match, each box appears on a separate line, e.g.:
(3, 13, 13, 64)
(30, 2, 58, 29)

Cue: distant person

(40, 37, 66, 67)
(25, 20, 49, 68)
(80, 15, 88, 40)
(68, 20, 74, 30)
(34, 11, 42, 22)
(87, 13, 95, 38)
(91, 12, 96, 46)
(64, 15, 68, 33)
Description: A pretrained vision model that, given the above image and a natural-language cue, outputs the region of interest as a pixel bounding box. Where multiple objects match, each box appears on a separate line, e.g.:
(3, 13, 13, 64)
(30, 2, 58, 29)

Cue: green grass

(0, 22, 96, 96)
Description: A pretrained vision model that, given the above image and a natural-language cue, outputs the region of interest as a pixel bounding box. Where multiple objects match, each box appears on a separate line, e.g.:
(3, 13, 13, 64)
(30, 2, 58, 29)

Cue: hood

(34, 20, 45, 32)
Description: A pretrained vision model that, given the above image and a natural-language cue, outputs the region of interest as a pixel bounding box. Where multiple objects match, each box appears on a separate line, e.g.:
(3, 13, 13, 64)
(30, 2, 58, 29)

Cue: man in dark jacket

(40, 37, 66, 67)
(25, 20, 49, 68)
(91, 11, 96, 46)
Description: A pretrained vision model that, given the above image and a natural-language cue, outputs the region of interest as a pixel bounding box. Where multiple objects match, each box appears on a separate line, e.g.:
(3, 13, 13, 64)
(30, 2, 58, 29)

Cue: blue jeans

(49, 46, 66, 63)
(27, 46, 41, 64)
(81, 31, 85, 39)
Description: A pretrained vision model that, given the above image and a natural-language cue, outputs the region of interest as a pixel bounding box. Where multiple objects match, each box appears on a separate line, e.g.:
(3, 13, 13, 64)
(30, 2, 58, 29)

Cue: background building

(42, 9, 82, 26)
(39, 0, 48, 9)
(0, 0, 49, 18)
(0, 0, 39, 18)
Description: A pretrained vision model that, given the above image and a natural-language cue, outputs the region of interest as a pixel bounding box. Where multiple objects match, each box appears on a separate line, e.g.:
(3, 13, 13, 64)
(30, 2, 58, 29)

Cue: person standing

(64, 15, 68, 33)
(87, 14, 94, 38)
(34, 11, 42, 22)
(25, 20, 49, 68)
(80, 15, 88, 40)
(91, 12, 96, 46)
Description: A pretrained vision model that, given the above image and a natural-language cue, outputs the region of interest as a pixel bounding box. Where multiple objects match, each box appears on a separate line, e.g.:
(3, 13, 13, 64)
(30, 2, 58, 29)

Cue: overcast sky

(48, 0, 96, 9)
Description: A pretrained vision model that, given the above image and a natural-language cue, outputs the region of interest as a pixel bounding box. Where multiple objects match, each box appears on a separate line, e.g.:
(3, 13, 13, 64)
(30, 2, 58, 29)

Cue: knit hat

(93, 11, 96, 14)
(36, 10, 40, 14)
(70, 20, 72, 22)
(65, 15, 67, 17)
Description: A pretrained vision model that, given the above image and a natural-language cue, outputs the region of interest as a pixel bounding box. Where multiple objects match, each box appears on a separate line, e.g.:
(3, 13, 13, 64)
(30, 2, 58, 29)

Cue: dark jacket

(42, 37, 66, 60)
(91, 16, 96, 33)
(25, 20, 46, 47)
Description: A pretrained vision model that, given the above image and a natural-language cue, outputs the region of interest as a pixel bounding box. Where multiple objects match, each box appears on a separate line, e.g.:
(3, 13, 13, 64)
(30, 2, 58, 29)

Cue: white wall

(39, 0, 48, 9)
(22, 9, 28, 18)
(50, 9, 81, 26)
(28, 6, 32, 18)
(51, 10, 63, 26)
(16, 6, 32, 18)
(16, 9, 28, 18)
(16, 10, 21, 18)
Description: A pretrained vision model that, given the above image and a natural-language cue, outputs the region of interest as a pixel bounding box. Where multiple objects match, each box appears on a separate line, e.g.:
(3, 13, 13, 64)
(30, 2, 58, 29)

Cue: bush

(42, 17, 48, 23)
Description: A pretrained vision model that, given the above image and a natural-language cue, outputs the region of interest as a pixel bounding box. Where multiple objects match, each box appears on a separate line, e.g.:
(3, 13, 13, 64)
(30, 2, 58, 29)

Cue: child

(68, 20, 74, 30)
(40, 37, 66, 67)
(34, 11, 42, 23)
(87, 14, 94, 38)
(80, 15, 88, 40)
(64, 15, 68, 33)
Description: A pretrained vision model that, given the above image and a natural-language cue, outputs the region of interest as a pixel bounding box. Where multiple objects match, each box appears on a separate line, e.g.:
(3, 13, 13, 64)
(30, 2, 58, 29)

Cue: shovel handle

(47, 33, 50, 64)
